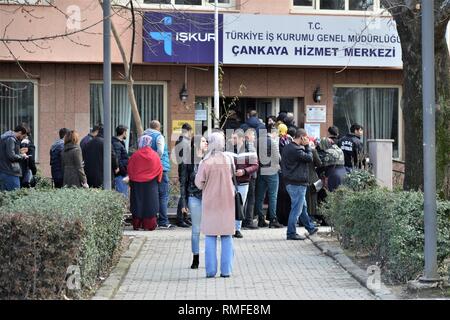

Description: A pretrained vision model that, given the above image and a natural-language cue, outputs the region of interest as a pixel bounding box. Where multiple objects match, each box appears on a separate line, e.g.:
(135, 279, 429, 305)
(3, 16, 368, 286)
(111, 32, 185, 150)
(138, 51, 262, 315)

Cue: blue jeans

(157, 172, 170, 226)
(0, 172, 20, 191)
(188, 196, 202, 255)
(235, 184, 249, 231)
(114, 176, 129, 198)
(286, 184, 316, 237)
(254, 173, 279, 221)
(205, 235, 234, 277)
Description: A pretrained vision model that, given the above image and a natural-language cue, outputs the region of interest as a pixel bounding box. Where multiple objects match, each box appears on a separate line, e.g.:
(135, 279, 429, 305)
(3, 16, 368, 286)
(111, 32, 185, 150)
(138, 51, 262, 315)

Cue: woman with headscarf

(195, 131, 236, 278)
(179, 135, 208, 269)
(127, 135, 163, 231)
(317, 137, 346, 192)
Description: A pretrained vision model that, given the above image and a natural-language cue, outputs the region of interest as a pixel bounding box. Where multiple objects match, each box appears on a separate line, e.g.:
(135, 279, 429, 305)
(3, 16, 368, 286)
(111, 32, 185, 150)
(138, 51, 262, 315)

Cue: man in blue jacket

(112, 125, 129, 197)
(281, 128, 318, 240)
(143, 120, 173, 229)
(0, 125, 28, 191)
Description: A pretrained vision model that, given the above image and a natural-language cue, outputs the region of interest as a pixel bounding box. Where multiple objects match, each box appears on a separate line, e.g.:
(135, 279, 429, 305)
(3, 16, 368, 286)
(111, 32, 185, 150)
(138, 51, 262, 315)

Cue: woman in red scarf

(128, 135, 163, 231)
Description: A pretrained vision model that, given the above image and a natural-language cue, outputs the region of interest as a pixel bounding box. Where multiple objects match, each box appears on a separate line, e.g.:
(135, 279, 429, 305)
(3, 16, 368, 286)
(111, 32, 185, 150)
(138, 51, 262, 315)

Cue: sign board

(223, 14, 402, 67)
(305, 123, 321, 139)
(195, 109, 208, 121)
(143, 12, 223, 64)
(306, 105, 327, 123)
(143, 12, 402, 68)
(172, 120, 195, 134)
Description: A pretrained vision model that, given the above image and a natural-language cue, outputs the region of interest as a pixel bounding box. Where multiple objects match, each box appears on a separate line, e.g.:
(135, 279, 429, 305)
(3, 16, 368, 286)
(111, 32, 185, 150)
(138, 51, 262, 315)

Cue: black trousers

(243, 177, 256, 225)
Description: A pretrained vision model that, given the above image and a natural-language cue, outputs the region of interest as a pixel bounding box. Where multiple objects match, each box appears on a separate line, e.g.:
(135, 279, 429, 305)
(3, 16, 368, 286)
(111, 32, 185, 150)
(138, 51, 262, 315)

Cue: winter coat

(174, 135, 191, 179)
(258, 134, 281, 176)
(308, 148, 322, 184)
(0, 131, 24, 177)
(19, 138, 37, 187)
(195, 152, 235, 236)
(80, 133, 94, 152)
(143, 128, 171, 172)
(338, 133, 363, 169)
(224, 141, 259, 184)
(281, 141, 313, 186)
(112, 136, 128, 177)
(62, 143, 87, 187)
(222, 117, 241, 131)
(50, 139, 65, 183)
(240, 116, 266, 135)
(83, 136, 118, 188)
(179, 158, 202, 209)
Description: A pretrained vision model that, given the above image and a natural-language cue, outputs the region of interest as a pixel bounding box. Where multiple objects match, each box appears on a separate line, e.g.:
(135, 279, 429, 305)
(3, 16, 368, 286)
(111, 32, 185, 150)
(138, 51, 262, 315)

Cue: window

(333, 86, 400, 158)
(0, 81, 37, 156)
(293, 0, 379, 13)
(90, 83, 166, 152)
(141, 0, 233, 7)
(0, 0, 52, 4)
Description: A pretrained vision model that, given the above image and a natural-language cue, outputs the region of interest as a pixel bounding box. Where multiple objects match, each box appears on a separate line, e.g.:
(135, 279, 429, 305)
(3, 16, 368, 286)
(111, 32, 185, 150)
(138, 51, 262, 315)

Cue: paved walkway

(111, 227, 375, 300)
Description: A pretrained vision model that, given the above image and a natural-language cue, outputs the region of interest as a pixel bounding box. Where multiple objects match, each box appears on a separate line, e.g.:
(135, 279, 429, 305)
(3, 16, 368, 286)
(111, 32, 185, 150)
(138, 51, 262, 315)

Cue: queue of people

(0, 112, 365, 279)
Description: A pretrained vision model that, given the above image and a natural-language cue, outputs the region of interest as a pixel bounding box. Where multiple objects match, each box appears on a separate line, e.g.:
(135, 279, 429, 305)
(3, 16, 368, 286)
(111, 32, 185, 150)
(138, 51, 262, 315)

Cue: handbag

(231, 164, 245, 221)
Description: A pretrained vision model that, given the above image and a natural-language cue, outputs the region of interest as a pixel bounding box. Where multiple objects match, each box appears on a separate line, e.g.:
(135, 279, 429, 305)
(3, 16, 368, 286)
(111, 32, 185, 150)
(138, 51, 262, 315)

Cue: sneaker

(220, 274, 230, 278)
(269, 219, 284, 228)
(242, 222, 259, 230)
(308, 227, 319, 236)
(287, 234, 306, 240)
(258, 219, 269, 228)
(233, 230, 243, 238)
(158, 223, 175, 229)
(176, 221, 190, 228)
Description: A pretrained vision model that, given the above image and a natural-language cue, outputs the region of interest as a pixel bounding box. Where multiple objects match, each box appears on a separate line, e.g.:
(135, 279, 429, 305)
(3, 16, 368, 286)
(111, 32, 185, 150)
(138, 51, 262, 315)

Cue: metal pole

(421, 0, 438, 281)
(103, 0, 112, 190)
(213, 0, 220, 128)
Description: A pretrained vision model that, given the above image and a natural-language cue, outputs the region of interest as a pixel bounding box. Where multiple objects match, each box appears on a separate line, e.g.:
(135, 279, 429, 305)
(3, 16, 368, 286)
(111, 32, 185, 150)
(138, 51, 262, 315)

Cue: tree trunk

(435, 28, 450, 199)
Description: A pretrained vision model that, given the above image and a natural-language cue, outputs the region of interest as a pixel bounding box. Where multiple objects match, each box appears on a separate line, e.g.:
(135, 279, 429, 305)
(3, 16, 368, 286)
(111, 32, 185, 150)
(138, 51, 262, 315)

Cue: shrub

(321, 187, 450, 283)
(0, 188, 126, 299)
(343, 169, 378, 191)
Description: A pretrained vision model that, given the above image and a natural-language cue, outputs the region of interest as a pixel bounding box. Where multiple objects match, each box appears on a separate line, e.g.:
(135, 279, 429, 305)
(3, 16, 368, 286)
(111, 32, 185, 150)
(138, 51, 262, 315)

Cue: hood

(64, 142, 78, 151)
(50, 139, 64, 153)
(143, 128, 159, 136)
(1, 131, 16, 141)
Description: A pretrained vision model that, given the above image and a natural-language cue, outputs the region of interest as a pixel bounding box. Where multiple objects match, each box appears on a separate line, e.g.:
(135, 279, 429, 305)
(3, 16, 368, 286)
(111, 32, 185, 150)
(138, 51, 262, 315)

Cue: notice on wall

(195, 109, 208, 121)
(305, 123, 321, 139)
(306, 105, 326, 123)
(172, 120, 195, 134)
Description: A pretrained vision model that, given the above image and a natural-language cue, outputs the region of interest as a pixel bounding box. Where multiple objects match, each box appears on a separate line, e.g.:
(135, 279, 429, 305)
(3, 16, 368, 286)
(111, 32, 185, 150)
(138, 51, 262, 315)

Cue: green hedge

(321, 185, 450, 283)
(0, 188, 126, 299)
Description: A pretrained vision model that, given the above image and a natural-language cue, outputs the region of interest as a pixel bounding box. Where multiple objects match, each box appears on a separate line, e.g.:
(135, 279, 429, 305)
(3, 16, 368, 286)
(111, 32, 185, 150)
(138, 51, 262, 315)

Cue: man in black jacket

(174, 123, 193, 228)
(83, 127, 119, 188)
(338, 123, 364, 172)
(0, 125, 28, 191)
(112, 125, 129, 197)
(281, 128, 318, 240)
(50, 128, 69, 188)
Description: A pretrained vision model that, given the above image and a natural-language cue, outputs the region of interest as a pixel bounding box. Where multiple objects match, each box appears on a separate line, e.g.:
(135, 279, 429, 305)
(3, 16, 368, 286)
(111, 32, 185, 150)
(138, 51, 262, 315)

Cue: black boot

(191, 254, 199, 269)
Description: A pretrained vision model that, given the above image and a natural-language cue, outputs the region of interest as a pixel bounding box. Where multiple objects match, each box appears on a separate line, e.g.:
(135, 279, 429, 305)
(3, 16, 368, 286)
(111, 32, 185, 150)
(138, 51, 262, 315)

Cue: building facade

(0, 0, 403, 177)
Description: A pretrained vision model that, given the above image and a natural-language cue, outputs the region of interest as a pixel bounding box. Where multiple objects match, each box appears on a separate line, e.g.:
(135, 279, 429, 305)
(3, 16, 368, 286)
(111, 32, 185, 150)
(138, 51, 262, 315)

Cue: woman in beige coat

(195, 131, 235, 278)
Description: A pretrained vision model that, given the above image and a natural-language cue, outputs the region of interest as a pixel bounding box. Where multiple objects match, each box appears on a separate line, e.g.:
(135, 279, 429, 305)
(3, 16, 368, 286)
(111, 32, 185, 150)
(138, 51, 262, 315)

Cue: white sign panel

(305, 123, 321, 139)
(306, 105, 327, 123)
(195, 109, 208, 121)
(223, 14, 402, 67)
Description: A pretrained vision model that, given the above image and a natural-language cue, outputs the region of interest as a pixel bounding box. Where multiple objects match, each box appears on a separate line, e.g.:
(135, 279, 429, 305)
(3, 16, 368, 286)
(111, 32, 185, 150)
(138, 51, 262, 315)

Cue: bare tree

(380, 0, 450, 198)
